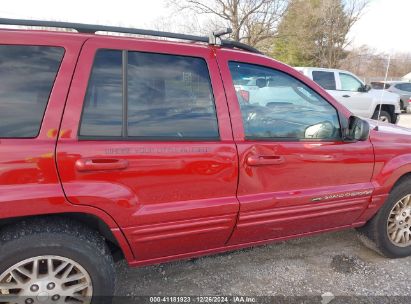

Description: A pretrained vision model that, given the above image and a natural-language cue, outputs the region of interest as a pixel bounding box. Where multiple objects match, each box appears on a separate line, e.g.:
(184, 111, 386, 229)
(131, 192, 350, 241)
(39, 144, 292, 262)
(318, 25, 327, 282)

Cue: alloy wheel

(387, 194, 411, 247)
(0, 255, 92, 304)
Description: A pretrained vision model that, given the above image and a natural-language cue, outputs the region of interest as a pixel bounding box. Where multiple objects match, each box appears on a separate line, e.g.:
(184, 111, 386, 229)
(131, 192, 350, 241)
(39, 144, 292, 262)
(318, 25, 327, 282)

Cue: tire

(357, 178, 411, 258)
(372, 110, 391, 123)
(0, 217, 115, 303)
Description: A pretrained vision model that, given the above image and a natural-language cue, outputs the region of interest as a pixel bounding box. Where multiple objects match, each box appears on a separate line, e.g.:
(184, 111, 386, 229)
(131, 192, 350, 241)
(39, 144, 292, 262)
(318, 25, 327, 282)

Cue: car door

(333, 72, 373, 118)
(216, 50, 375, 245)
(56, 38, 239, 262)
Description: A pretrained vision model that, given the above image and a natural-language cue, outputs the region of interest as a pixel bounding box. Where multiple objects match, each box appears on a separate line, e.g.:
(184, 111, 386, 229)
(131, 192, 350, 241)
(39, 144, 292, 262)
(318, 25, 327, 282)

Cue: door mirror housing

(342, 116, 370, 141)
(358, 84, 371, 92)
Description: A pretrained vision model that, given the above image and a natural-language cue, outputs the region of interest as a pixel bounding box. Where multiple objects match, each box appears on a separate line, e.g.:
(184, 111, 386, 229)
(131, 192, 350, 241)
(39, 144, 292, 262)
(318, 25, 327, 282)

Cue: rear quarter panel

(0, 31, 134, 260)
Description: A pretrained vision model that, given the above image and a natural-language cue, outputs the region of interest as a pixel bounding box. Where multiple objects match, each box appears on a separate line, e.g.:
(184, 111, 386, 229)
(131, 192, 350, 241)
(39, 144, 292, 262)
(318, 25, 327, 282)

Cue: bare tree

(340, 46, 411, 82)
(167, 0, 287, 47)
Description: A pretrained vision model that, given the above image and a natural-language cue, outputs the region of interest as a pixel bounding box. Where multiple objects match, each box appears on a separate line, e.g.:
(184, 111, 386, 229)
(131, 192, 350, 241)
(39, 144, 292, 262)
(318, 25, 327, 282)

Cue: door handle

(246, 155, 285, 166)
(75, 158, 129, 172)
(342, 95, 350, 98)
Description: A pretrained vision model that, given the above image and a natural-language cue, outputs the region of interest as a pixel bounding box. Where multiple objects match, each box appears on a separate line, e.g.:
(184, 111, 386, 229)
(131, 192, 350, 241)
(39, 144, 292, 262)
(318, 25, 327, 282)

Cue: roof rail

(0, 17, 262, 54)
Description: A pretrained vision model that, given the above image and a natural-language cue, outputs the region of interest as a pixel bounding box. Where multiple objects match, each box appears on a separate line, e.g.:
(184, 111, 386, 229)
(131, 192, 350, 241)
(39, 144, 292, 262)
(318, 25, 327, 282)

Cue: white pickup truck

(295, 67, 401, 124)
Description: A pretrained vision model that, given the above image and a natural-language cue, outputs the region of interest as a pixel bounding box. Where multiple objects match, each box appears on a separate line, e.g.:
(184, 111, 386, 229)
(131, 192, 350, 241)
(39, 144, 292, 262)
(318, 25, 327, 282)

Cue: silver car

(371, 81, 411, 111)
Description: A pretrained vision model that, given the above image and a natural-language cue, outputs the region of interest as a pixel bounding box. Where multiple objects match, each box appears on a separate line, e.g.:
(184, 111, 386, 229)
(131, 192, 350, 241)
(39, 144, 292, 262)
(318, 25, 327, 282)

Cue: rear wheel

(372, 110, 391, 123)
(358, 178, 411, 257)
(0, 218, 115, 303)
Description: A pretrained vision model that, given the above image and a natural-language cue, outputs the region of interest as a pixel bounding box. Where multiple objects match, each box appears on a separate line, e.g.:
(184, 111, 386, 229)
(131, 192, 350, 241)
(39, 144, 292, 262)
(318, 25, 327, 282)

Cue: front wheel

(357, 178, 411, 258)
(0, 218, 115, 303)
(372, 110, 392, 123)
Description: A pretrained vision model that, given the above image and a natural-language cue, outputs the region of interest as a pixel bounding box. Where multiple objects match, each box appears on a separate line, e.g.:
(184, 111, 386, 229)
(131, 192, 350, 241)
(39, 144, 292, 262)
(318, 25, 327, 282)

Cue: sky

(0, 0, 409, 54)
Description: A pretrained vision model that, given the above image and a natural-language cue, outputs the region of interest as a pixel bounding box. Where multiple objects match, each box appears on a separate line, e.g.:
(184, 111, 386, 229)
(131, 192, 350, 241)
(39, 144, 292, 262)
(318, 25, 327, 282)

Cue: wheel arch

(374, 104, 395, 121)
(0, 212, 133, 262)
(356, 161, 411, 225)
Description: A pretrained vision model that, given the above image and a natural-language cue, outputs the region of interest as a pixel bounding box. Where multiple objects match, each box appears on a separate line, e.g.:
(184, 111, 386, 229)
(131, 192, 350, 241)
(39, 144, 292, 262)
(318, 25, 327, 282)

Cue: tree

(272, 0, 368, 68)
(340, 46, 411, 83)
(167, 0, 287, 48)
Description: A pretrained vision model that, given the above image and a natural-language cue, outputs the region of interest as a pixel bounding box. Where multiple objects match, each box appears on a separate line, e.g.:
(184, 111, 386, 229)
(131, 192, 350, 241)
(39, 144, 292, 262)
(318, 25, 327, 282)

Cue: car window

(127, 52, 218, 139)
(229, 62, 340, 140)
(340, 73, 363, 91)
(80, 50, 219, 140)
(396, 83, 411, 92)
(0, 45, 64, 138)
(80, 50, 123, 137)
(312, 71, 336, 90)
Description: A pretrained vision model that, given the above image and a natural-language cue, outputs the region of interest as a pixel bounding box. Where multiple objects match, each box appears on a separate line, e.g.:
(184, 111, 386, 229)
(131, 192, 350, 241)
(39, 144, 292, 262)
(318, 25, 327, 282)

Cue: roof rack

(0, 17, 262, 54)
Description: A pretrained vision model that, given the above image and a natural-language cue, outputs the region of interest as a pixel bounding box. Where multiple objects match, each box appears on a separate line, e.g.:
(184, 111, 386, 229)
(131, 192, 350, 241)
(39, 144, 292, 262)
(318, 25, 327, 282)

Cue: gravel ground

(115, 230, 411, 299)
(114, 114, 411, 302)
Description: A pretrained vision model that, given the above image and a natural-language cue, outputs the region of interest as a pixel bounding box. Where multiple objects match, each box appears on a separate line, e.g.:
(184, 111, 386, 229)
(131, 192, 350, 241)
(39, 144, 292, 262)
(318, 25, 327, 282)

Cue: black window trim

(78, 49, 221, 142)
(228, 60, 342, 142)
(0, 44, 65, 139)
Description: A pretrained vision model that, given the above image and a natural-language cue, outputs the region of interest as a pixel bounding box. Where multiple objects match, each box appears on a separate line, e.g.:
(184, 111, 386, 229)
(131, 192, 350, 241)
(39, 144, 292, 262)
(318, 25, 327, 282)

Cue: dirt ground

(114, 114, 411, 302)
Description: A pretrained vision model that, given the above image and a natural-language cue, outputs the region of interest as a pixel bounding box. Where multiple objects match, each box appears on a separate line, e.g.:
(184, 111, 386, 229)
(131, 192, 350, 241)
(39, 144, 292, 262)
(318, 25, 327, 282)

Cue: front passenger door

(216, 52, 375, 245)
(334, 72, 373, 118)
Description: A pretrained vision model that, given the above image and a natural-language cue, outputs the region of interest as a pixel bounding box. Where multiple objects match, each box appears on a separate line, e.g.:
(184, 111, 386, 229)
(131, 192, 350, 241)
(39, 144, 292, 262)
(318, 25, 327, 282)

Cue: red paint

(1, 29, 411, 267)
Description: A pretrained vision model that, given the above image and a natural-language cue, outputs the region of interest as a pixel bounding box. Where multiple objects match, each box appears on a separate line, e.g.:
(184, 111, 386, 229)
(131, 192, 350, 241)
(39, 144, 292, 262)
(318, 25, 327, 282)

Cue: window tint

(340, 73, 363, 91)
(312, 71, 336, 90)
(0, 45, 63, 138)
(79, 50, 123, 137)
(79, 50, 219, 140)
(127, 52, 218, 139)
(396, 83, 411, 92)
(229, 62, 340, 140)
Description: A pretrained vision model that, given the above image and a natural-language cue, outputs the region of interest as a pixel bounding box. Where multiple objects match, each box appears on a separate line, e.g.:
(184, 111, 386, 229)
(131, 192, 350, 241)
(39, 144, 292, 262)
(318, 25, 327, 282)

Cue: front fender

(373, 154, 411, 195)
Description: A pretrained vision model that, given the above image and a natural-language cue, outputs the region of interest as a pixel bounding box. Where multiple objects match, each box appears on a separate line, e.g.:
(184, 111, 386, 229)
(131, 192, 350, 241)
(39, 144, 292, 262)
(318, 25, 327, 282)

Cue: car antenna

(375, 54, 391, 131)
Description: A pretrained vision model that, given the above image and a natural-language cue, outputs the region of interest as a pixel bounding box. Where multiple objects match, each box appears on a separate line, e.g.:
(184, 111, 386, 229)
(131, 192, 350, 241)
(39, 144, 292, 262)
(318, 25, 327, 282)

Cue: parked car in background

(296, 67, 401, 124)
(371, 81, 411, 112)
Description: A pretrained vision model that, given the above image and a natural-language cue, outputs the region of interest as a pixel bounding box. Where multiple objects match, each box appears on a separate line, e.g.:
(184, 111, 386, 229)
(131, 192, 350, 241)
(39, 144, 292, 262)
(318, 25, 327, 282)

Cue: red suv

(1, 18, 411, 302)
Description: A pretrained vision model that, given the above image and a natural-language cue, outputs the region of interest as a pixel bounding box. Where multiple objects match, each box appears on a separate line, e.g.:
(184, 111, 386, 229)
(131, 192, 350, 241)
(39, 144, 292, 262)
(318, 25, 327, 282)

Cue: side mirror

(255, 78, 267, 88)
(343, 116, 370, 141)
(358, 84, 371, 92)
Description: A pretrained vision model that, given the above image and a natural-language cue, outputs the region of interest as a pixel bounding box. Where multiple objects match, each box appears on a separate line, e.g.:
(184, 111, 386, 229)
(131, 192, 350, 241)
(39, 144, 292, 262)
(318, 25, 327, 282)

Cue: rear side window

(127, 52, 218, 139)
(80, 50, 219, 140)
(79, 50, 123, 137)
(0, 45, 64, 138)
(312, 71, 336, 90)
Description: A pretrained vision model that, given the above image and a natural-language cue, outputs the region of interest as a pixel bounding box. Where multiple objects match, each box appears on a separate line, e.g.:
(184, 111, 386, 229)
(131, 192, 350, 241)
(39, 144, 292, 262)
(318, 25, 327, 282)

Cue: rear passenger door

(56, 38, 239, 262)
